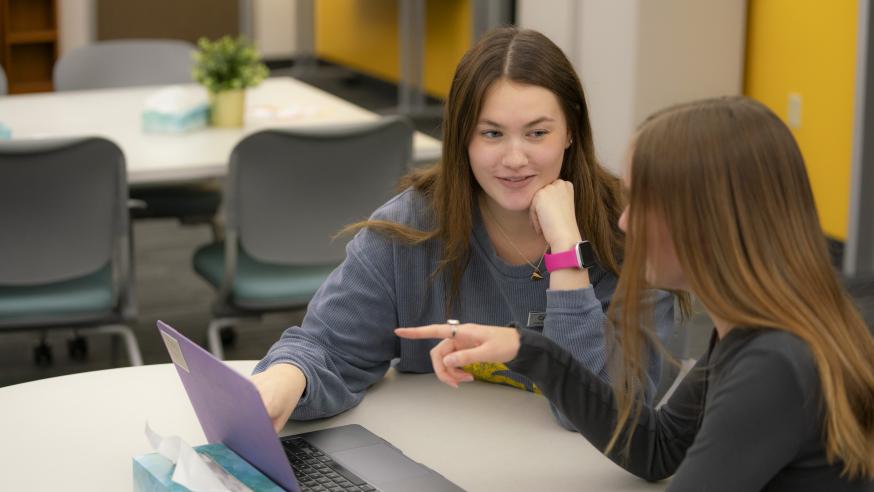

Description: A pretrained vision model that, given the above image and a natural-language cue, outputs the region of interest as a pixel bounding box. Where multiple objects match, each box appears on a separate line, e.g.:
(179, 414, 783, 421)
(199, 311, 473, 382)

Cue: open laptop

(157, 320, 463, 492)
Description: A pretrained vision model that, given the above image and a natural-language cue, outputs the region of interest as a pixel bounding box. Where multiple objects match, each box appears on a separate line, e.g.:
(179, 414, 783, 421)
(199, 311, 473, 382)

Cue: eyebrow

(478, 117, 556, 127)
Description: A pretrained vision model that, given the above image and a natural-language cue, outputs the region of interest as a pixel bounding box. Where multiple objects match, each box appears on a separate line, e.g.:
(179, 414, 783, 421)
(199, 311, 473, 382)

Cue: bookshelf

(0, 0, 58, 94)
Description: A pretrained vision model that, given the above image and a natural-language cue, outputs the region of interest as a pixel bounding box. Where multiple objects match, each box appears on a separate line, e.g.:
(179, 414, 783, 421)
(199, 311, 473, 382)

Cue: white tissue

(141, 86, 210, 133)
(143, 86, 209, 114)
(144, 422, 253, 492)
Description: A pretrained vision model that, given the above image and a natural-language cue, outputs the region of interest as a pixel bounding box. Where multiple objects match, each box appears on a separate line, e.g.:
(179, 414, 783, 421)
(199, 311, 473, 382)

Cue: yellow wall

(314, 0, 471, 99)
(745, 0, 858, 240)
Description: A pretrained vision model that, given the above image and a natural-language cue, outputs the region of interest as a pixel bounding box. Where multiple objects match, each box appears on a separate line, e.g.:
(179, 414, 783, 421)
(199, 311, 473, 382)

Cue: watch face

(577, 241, 597, 268)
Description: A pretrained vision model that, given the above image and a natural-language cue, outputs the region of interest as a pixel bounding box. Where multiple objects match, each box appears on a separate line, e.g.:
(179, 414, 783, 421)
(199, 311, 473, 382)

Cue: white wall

(58, 0, 95, 56)
(577, 1, 640, 173)
(515, 0, 579, 62)
(634, 0, 746, 124)
(518, 0, 747, 174)
(254, 0, 298, 60)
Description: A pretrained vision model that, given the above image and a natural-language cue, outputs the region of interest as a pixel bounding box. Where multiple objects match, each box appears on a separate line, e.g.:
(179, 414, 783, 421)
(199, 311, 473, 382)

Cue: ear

(566, 132, 573, 149)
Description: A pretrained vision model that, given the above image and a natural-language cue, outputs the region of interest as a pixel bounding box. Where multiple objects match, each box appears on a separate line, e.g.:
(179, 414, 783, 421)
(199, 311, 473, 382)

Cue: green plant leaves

(192, 36, 269, 93)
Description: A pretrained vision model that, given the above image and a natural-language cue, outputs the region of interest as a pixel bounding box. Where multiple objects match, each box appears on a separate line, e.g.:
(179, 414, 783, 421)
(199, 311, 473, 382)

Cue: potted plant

(193, 36, 269, 127)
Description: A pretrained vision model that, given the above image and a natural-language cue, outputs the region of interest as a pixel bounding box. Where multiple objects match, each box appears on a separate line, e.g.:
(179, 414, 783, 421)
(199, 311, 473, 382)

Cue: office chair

(54, 39, 194, 91)
(654, 298, 701, 407)
(192, 116, 414, 358)
(0, 137, 143, 366)
(53, 39, 222, 237)
(0, 64, 7, 95)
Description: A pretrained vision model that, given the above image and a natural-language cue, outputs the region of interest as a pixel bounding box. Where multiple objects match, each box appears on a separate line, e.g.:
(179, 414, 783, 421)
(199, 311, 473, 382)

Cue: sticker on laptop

(160, 331, 190, 373)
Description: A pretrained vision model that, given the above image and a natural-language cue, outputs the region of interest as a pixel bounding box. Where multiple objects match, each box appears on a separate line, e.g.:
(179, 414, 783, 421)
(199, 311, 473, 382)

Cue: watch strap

(544, 246, 581, 272)
(544, 241, 594, 272)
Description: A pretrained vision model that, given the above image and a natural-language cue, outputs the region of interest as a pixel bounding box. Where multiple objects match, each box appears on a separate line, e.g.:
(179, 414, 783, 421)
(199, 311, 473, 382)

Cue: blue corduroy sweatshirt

(254, 188, 674, 429)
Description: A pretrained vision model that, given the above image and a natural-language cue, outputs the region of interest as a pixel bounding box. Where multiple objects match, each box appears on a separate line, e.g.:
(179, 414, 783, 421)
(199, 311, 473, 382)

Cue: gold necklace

(482, 202, 549, 281)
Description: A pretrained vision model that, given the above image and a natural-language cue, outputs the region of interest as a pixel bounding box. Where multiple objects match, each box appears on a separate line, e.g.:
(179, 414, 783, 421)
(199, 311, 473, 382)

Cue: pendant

(530, 269, 544, 281)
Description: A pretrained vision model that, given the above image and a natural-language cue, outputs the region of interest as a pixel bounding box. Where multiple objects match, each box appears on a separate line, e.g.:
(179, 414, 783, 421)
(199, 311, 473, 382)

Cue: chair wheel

(34, 343, 53, 366)
(220, 326, 237, 347)
(67, 336, 89, 361)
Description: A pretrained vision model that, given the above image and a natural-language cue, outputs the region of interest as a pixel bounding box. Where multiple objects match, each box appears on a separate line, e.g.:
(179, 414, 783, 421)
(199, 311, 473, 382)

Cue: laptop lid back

(157, 320, 299, 491)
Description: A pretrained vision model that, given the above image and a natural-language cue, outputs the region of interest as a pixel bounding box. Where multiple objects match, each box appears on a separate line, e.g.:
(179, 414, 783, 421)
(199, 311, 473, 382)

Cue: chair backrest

(54, 39, 195, 92)
(226, 116, 414, 265)
(0, 137, 129, 286)
(0, 64, 7, 95)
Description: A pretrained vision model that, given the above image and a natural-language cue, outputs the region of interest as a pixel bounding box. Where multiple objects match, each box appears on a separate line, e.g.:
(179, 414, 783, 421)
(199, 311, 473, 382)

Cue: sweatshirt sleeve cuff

(252, 356, 315, 408)
(546, 286, 601, 312)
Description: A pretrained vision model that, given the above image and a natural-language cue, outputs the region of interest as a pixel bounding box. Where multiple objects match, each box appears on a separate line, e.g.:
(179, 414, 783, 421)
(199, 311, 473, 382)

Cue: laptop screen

(158, 320, 299, 491)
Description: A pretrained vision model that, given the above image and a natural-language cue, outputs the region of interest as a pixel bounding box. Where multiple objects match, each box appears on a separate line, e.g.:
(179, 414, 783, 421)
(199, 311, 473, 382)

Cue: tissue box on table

(133, 443, 284, 492)
(142, 86, 209, 134)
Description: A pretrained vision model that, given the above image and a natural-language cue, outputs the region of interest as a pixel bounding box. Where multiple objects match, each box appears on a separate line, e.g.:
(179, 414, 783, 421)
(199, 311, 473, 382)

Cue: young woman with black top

(398, 96, 874, 491)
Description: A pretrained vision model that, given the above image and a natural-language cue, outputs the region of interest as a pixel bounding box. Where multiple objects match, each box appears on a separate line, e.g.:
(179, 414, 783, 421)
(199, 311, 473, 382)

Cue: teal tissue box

(142, 105, 208, 134)
(133, 443, 284, 492)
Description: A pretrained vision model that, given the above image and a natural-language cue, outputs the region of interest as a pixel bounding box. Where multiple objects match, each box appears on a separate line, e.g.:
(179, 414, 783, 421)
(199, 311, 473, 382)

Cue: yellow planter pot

(210, 89, 245, 127)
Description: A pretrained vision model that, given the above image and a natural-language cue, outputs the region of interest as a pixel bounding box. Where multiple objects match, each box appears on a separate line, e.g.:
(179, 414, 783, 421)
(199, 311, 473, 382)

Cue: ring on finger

(447, 319, 460, 338)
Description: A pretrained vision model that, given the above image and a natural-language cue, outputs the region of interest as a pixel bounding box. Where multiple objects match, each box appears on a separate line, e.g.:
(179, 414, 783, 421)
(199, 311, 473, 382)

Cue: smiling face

(468, 79, 571, 214)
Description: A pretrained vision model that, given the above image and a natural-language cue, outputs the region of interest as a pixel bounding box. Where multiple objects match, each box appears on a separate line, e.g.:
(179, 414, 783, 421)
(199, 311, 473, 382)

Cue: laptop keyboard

(282, 436, 377, 492)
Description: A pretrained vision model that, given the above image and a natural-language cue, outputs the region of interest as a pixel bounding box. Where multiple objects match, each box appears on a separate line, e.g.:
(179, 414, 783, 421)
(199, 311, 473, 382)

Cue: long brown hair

(607, 96, 874, 478)
(345, 27, 624, 311)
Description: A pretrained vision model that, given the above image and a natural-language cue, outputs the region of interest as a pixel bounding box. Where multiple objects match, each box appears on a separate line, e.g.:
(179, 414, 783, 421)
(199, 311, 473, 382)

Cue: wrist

(548, 233, 583, 253)
(273, 363, 307, 395)
(510, 329, 522, 360)
(545, 240, 595, 272)
(549, 267, 591, 290)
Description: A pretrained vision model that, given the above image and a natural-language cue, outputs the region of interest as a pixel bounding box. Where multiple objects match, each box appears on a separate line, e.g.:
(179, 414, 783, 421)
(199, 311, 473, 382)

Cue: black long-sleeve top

(507, 327, 874, 491)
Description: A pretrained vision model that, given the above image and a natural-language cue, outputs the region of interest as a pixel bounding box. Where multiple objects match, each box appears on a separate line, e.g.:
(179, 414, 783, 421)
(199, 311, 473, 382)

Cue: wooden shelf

(7, 30, 57, 44)
(9, 80, 53, 93)
(0, 0, 58, 94)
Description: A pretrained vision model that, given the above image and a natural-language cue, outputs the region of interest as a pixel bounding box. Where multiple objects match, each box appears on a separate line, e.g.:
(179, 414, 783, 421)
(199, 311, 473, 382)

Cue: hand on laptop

(395, 323, 521, 388)
(251, 363, 308, 433)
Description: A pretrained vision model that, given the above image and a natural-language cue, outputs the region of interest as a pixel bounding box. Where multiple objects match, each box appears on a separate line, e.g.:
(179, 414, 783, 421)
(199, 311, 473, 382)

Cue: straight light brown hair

(344, 27, 624, 311)
(607, 96, 874, 479)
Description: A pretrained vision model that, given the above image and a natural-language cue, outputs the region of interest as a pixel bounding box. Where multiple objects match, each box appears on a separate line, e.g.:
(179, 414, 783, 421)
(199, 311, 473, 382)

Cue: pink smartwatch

(544, 240, 596, 272)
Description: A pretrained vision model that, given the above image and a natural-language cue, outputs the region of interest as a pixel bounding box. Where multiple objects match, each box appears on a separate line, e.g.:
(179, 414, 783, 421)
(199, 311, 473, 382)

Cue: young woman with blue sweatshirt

(252, 27, 675, 432)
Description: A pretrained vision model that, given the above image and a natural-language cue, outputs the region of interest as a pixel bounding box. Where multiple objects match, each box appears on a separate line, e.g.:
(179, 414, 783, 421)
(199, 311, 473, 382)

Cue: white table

(0, 78, 442, 185)
(0, 361, 667, 491)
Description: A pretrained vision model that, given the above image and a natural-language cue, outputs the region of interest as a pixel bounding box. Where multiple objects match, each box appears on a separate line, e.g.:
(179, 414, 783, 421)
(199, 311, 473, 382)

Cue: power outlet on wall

(787, 92, 803, 129)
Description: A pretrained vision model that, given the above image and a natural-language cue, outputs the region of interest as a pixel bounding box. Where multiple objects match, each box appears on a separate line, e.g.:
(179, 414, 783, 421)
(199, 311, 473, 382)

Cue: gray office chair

(53, 39, 222, 237)
(53, 39, 195, 91)
(654, 298, 702, 407)
(193, 116, 414, 358)
(0, 64, 7, 95)
(0, 137, 143, 366)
